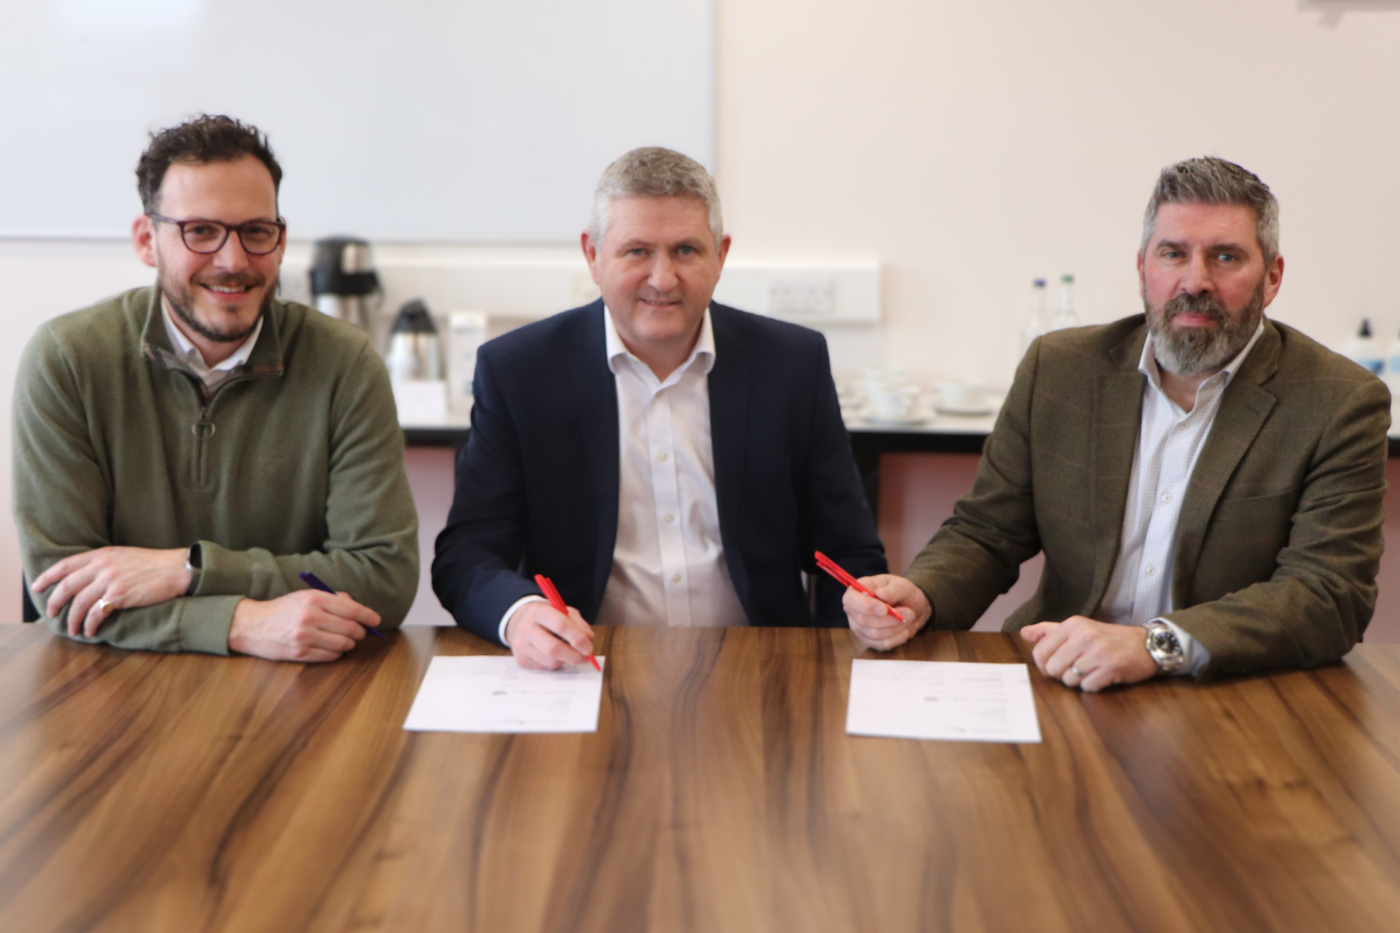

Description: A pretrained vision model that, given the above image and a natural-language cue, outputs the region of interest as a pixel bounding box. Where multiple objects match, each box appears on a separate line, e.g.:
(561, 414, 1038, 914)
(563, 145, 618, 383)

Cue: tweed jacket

(905, 315, 1390, 679)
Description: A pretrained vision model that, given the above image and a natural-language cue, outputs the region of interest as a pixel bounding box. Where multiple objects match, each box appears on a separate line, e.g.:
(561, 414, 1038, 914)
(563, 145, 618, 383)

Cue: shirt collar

(161, 301, 264, 373)
(603, 304, 717, 380)
(1139, 318, 1266, 394)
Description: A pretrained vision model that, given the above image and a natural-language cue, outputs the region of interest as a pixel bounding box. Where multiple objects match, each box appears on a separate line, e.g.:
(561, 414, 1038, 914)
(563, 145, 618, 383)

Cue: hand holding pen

(299, 571, 384, 638)
(501, 575, 599, 671)
(816, 552, 932, 653)
(225, 574, 384, 663)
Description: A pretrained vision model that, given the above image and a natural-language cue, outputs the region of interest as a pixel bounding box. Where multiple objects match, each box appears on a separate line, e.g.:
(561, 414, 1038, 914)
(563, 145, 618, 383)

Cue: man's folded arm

(431, 349, 539, 644)
(905, 339, 1044, 629)
(1168, 377, 1391, 679)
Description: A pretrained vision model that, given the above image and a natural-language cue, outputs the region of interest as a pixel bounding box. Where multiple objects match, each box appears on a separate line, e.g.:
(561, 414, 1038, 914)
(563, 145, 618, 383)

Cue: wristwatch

(184, 543, 203, 595)
(1143, 620, 1185, 674)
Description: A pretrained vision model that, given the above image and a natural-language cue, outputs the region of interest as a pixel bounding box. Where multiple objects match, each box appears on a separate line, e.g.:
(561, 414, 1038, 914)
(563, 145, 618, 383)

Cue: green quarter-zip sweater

(13, 286, 419, 653)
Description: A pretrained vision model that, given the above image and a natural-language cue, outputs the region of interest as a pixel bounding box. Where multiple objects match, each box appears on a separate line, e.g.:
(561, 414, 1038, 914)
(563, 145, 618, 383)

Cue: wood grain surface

(4, 624, 1400, 933)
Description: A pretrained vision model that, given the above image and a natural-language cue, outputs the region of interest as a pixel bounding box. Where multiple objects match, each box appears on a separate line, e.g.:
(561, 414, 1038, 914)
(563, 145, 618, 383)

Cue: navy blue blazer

(432, 300, 886, 644)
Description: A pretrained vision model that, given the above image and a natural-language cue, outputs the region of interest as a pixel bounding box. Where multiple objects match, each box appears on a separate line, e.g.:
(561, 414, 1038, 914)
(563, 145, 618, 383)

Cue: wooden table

(5, 624, 1400, 932)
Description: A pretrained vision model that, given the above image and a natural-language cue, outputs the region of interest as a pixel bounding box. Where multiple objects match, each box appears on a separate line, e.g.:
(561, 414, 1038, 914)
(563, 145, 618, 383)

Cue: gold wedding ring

(96, 597, 114, 615)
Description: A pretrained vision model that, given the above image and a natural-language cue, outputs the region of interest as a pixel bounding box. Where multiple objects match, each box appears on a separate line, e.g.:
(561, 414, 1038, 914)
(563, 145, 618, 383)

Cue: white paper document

(403, 655, 606, 733)
(845, 660, 1042, 743)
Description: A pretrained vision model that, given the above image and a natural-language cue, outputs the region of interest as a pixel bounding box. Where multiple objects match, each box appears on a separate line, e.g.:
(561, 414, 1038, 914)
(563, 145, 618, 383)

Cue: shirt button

(671, 573, 682, 583)
(1160, 493, 1172, 503)
(1145, 565, 1157, 577)
(658, 452, 669, 462)
(664, 514, 674, 524)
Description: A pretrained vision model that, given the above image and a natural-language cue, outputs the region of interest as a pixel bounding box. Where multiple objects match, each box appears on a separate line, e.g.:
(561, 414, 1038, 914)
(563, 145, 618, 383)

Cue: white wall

(5, 0, 1400, 624)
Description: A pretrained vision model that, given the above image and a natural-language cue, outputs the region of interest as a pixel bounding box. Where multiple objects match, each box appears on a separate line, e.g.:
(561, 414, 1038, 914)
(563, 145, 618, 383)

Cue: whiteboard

(0, 0, 715, 241)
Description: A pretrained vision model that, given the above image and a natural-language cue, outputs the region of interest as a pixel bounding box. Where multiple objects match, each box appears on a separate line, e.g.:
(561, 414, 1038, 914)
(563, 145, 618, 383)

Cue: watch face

(1150, 628, 1180, 654)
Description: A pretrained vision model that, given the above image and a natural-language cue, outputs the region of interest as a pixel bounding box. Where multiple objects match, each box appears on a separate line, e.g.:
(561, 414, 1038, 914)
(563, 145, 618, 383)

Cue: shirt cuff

(1153, 617, 1210, 677)
(499, 595, 548, 647)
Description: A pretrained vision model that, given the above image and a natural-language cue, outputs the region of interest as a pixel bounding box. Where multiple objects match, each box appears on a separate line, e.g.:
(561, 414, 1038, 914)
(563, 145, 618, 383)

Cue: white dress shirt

(161, 304, 264, 390)
(498, 306, 748, 644)
(1098, 321, 1266, 675)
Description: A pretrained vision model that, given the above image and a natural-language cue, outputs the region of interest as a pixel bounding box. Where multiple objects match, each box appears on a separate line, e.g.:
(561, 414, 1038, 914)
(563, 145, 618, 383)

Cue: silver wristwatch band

(1143, 620, 1185, 674)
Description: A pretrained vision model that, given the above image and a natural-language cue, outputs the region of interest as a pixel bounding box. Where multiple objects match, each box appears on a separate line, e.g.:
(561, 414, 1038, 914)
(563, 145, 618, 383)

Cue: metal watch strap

(1143, 620, 1185, 674)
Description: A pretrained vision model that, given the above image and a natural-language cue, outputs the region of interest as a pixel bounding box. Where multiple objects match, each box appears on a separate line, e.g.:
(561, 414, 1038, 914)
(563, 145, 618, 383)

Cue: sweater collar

(140, 284, 285, 379)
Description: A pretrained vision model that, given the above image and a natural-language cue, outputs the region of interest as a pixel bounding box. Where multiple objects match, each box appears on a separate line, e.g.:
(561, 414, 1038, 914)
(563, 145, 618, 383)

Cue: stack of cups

(863, 367, 922, 422)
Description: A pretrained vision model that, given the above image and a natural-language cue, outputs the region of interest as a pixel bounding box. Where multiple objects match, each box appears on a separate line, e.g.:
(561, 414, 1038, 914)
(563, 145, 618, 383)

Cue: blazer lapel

(1085, 326, 1149, 613)
(707, 305, 752, 610)
(568, 301, 622, 610)
(1171, 322, 1280, 605)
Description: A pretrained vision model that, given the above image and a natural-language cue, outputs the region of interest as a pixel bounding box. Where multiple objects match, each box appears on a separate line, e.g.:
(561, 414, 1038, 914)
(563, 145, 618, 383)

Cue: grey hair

(587, 147, 724, 246)
(1141, 157, 1280, 264)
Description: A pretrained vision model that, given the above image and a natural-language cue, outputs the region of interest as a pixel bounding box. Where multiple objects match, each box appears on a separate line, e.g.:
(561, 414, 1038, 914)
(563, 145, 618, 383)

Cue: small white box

(448, 311, 490, 416)
(393, 380, 449, 426)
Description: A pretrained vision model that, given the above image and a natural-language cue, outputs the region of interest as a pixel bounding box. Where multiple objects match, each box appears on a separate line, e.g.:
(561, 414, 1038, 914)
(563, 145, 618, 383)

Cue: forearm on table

(194, 540, 419, 628)
(36, 593, 244, 654)
(1169, 571, 1374, 679)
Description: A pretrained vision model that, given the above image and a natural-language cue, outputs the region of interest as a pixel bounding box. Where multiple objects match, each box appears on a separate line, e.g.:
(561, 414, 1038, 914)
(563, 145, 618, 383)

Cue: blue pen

(298, 571, 385, 638)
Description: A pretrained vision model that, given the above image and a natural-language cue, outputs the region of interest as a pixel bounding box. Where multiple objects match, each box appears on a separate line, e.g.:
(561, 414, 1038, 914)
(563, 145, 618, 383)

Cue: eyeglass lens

(181, 221, 282, 255)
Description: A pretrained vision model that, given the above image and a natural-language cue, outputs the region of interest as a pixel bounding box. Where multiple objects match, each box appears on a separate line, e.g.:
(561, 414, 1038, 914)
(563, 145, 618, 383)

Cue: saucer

(934, 403, 996, 417)
(861, 407, 933, 426)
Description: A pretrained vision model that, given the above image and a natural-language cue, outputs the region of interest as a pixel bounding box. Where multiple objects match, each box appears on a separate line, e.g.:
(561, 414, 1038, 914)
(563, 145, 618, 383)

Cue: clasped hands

(841, 574, 1158, 692)
(34, 546, 381, 663)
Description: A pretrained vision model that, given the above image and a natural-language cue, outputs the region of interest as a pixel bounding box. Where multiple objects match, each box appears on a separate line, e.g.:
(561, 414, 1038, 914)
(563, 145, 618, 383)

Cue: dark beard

(161, 271, 275, 344)
(1146, 278, 1264, 376)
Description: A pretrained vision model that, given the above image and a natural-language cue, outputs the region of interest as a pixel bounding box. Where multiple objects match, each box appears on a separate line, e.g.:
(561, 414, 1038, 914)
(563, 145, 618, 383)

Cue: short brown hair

(136, 114, 282, 213)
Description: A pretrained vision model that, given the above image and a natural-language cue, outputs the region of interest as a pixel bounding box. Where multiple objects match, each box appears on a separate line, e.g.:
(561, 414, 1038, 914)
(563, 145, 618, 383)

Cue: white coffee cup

(939, 381, 989, 412)
(870, 384, 919, 420)
(861, 371, 891, 401)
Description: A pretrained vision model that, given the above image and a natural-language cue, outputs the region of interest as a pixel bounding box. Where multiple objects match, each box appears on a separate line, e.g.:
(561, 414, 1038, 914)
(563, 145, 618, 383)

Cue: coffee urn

(385, 299, 443, 381)
(309, 237, 380, 330)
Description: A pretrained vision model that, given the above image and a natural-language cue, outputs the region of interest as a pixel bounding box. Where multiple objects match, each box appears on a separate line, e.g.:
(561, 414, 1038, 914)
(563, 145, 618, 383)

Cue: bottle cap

(1061, 274, 1074, 283)
(1033, 278, 1046, 287)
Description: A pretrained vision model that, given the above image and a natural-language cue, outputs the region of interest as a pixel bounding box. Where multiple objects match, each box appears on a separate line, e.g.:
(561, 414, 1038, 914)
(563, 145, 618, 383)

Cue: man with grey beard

(842, 156, 1390, 689)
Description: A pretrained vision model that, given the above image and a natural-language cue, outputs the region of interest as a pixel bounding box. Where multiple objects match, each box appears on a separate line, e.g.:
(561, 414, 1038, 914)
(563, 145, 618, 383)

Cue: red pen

(534, 574, 602, 672)
(813, 551, 902, 620)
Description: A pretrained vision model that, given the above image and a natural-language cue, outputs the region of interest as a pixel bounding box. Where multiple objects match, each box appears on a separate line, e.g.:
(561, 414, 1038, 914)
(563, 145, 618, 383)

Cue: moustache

(1161, 292, 1228, 326)
(196, 272, 266, 290)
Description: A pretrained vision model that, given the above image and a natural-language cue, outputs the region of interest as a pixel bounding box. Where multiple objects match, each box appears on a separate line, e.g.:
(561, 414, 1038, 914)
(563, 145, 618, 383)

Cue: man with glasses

(14, 114, 418, 661)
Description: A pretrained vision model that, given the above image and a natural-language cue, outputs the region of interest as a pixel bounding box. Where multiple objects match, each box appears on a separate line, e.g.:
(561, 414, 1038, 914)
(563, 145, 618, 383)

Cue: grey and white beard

(1146, 278, 1264, 376)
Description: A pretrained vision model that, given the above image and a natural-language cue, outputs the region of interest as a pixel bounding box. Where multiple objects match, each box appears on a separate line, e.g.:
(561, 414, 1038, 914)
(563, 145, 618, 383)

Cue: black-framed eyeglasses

(147, 213, 286, 255)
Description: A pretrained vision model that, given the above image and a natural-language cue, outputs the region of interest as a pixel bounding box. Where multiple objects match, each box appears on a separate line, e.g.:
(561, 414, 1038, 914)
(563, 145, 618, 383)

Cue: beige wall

(716, 0, 1400, 384)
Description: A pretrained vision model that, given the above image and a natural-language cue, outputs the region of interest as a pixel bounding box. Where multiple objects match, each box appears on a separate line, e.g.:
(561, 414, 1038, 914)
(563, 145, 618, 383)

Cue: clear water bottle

(1050, 274, 1078, 331)
(1020, 278, 1048, 355)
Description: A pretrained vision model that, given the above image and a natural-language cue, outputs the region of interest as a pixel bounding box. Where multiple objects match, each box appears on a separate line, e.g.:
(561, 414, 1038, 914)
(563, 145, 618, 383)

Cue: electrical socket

(768, 274, 834, 317)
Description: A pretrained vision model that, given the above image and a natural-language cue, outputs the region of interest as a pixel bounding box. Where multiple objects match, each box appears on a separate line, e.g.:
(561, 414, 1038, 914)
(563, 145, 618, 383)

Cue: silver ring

(96, 597, 114, 615)
(1069, 665, 1083, 677)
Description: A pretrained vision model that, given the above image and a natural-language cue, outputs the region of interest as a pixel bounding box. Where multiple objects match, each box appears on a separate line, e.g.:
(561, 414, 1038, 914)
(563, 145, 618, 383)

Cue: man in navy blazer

(433, 148, 886, 668)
